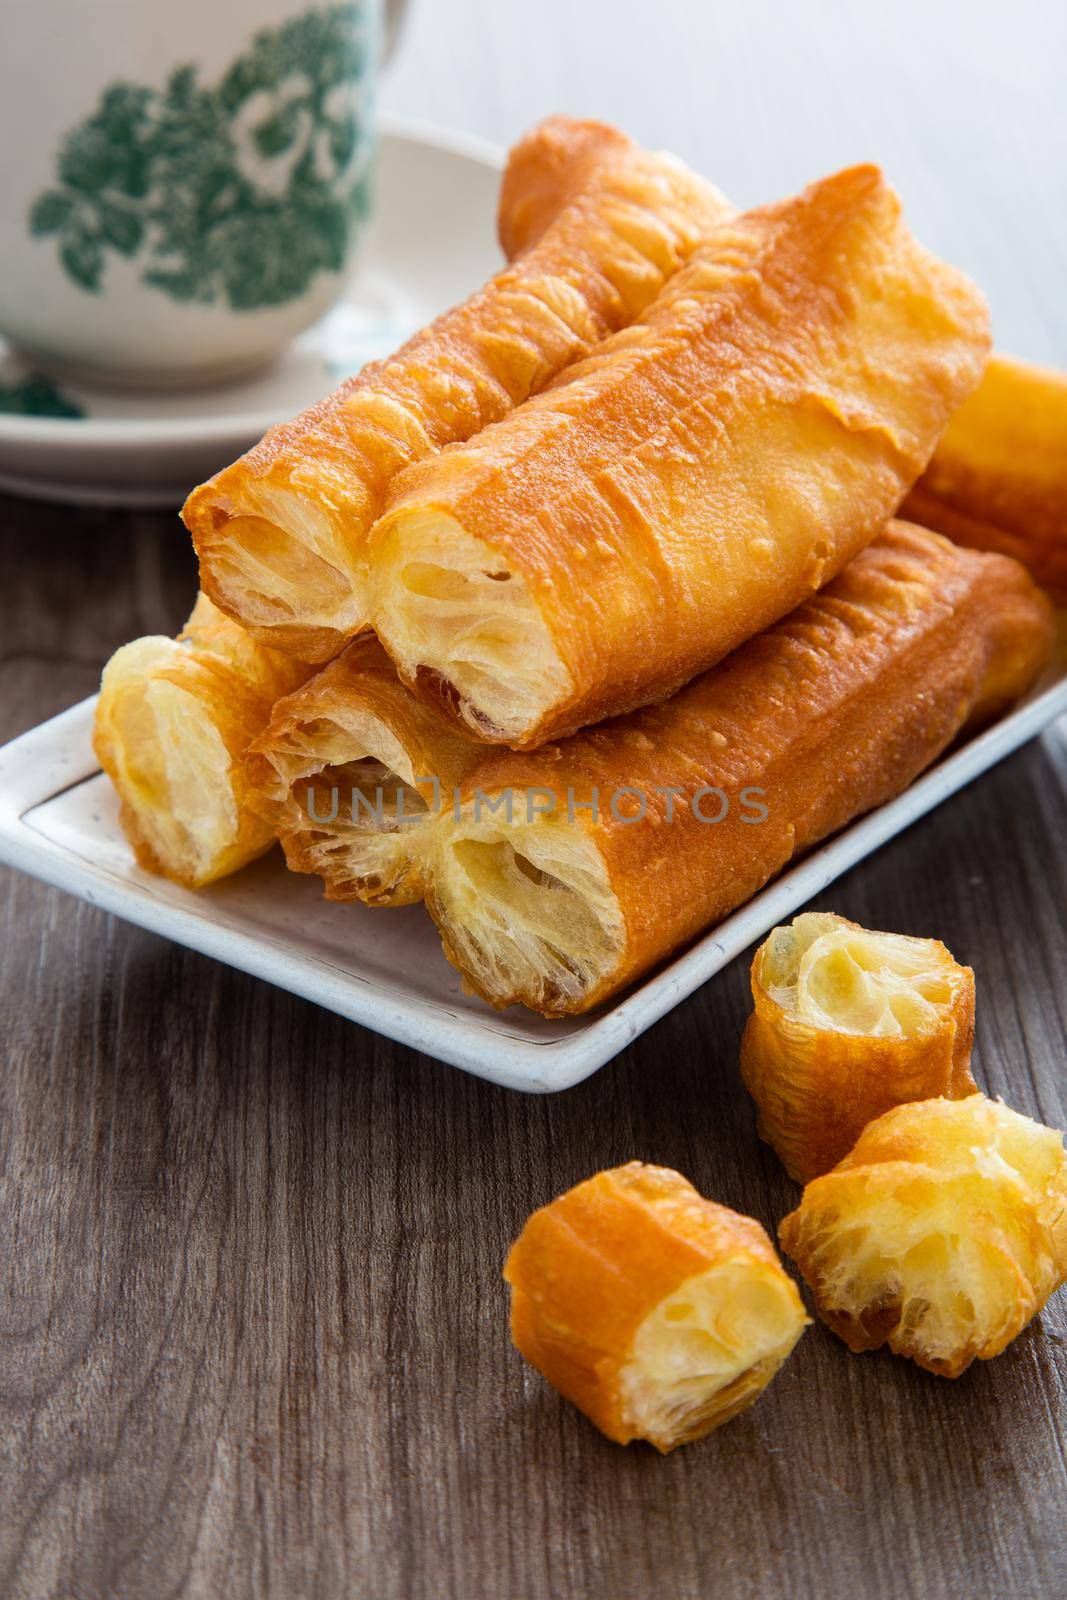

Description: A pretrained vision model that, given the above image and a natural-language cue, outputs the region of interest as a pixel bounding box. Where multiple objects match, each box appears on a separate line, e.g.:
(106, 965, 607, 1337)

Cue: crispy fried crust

(496, 116, 634, 259)
(93, 595, 313, 889)
(424, 524, 1052, 1015)
(504, 1162, 808, 1451)
(740, 913, 978, 1181)
(370, 165, 991, 747)
(779, 1097, 1067, 1377)
(242, 636, 483, 905)
(183, 117, 729, 662)
(903, 353, 1067, 601)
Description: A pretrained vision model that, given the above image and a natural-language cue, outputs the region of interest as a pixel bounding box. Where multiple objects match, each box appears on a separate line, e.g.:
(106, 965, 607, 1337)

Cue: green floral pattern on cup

(0, 374, 86, 419)
(28, 4, 372, 311)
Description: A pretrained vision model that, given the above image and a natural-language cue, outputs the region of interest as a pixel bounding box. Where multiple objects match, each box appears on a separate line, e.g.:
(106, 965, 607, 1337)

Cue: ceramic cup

(0, 0, 387, 388)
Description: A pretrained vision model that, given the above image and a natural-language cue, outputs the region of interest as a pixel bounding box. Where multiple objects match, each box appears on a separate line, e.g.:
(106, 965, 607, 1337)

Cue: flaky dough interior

(258, 707, 436, 903)
(781, 1097, 1067, 1375)
(371, 509, 571, 742)
(205, 493, 367, 646)
(619, 1259, 806, 1450)
(104, 640, 240, 884)
(762, 912, 958, 1039)
(429, 810, 624, 1011)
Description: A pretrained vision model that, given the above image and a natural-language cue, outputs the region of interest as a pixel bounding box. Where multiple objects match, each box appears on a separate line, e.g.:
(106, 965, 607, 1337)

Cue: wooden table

(2, 3, 1065, 1595)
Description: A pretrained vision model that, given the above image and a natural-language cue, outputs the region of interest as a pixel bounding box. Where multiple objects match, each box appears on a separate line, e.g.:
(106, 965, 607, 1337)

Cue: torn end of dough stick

(93, 595, 313, 889)
(241, 635, 481, 905)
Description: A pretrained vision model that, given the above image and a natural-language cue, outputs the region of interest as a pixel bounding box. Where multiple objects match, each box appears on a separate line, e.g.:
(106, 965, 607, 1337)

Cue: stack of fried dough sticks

(95, 117, 1062, 1017)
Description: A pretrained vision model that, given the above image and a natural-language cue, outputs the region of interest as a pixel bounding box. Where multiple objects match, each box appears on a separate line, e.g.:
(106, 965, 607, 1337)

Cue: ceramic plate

(1, 671, 1065, 1092)
(0, 117, 503, 506)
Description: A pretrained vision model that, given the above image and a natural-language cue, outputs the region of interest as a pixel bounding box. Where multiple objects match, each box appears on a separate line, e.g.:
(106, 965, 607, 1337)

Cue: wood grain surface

(2, 2, 1067, 1596)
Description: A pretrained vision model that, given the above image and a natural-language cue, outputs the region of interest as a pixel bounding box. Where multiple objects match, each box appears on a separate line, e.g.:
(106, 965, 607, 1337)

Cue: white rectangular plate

(2, 675, 1065, 1093)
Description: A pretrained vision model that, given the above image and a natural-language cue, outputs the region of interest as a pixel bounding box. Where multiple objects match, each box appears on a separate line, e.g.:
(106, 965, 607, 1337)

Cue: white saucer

(0, 117, 503, 508)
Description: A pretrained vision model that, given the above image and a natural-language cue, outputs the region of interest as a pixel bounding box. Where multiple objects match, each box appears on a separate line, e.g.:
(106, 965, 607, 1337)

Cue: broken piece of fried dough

(780, 1096, 1067, 1376)
(740, 913, 978, 1181)
(505, 1162, 808, 1450)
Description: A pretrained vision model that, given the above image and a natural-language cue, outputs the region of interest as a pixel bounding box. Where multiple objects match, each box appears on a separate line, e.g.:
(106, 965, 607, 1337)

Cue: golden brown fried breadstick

(779, 1097, 1067, 1377)
(370, 165, 991, 748)
(93, 595, 313, 889)
(903, 352, 1067, 601)
(740, 913, 978, 1181)
(242, 636, 483, 905)
(504, 1162, 808, 1451)
(422, 524, 1051, 1015)
(183, 117, 729, 662)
